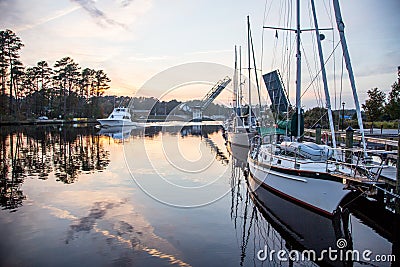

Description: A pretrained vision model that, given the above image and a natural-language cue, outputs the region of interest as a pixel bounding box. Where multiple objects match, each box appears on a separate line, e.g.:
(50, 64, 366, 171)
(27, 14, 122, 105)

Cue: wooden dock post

(396, 134, 400, 214)
(345, 126, 354, 163)
(315, 124, 321, 144)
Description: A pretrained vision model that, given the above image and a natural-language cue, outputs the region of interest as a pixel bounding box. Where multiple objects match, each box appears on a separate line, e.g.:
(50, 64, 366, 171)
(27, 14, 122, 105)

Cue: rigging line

(261, 0, 275, 71)
(278, 0, 287, 74)
(313, 22, 324, 109)
(340, 189, 369, 210)
(308, 111, 329, 130)
(286, 28, 295, 106)
(260, 0, 269, 76)
(307, 0, 325, 110)
(324, 0, 338, 113)
(284, 0, 292, 78)
(249, 23, 262, 120)
(300, 41, 323, 109)
(338, 55, 344, 131)
(271, 31, 278, 70)
(285, 0, 293, 75)
(323, 0, 334, 26)
(333, 28, 337, 112)
(300, 40, 341, 99)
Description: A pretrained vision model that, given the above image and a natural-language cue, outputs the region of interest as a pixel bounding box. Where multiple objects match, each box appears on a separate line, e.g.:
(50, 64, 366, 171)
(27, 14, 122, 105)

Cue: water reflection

(123, 123, 231, 207)
(97, 125, 138, 141)
(229, 143, 399, 266)
(1, 124, 397, 266)
(0, 125, 110, 210)
(0, 124, 225, 211)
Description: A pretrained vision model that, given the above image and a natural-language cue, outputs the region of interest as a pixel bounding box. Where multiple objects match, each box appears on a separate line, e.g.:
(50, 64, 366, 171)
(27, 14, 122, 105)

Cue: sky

(1, 0, 399, 109)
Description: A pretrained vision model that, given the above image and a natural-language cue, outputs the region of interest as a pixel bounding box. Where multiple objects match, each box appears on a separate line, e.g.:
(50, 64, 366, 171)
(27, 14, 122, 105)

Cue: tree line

(362, 81, 400, 122)
(303, 79, 400, 129)
(0, 29, 111, 120)
(0, 126, 110, 210)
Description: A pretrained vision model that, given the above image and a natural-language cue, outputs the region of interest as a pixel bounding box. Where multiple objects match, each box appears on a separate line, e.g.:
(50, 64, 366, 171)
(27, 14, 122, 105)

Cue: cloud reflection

(41, 199, 191, 266)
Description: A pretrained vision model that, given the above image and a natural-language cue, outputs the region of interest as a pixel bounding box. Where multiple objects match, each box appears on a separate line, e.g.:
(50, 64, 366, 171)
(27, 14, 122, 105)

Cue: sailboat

(248, 0, 387, 217)
(225, 39, 258, 150)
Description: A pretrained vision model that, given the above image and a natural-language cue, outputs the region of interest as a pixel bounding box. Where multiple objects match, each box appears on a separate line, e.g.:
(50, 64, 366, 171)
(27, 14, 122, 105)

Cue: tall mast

(233, 45, 238, 111)
(239, 46, 242, 112)
(332, 0, 367, 157)
(247, 16, 252, 131)
(310, 0, 337, 153)
(295, 0, 302, 139)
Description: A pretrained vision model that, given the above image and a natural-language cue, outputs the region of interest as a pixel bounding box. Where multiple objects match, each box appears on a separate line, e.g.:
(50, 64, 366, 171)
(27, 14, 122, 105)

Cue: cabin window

(116, 109, 120, 112)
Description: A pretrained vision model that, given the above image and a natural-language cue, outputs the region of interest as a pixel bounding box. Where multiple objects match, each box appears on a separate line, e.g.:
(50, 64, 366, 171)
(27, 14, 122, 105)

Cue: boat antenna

(332, 0, 367, 157)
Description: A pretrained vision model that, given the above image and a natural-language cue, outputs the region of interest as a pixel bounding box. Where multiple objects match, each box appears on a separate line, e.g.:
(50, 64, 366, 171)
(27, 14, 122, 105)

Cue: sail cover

(262, 70, 290, 114)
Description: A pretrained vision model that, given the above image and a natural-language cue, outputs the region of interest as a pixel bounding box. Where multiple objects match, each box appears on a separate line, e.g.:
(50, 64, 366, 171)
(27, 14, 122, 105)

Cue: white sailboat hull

(246, 175, 355, 267)
(226, 131, 254, 148)
(248, 157, 350, 216)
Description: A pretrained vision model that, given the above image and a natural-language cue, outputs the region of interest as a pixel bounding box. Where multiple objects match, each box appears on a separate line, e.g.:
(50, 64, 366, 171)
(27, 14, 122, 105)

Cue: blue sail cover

(262, 70, 289, 114)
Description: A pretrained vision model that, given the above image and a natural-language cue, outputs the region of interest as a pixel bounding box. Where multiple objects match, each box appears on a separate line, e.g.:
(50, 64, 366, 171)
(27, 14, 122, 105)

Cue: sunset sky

(1, 0, 399, 109)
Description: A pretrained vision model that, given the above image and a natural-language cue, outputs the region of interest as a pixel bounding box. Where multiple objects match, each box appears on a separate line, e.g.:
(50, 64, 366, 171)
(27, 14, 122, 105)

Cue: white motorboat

(97, 107, 137, 127)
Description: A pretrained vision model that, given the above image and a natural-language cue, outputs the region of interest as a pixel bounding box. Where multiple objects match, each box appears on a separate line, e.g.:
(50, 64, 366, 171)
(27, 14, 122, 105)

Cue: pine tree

(361, 88, 386, 121)
(385, 81, 400, 120)
(0, 29, 24, 115)
(53, 57, 80, 117)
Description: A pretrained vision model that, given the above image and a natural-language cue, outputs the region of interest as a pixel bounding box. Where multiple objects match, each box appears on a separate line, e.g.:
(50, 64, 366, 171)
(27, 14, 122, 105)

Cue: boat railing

(250, 136, 386, 179)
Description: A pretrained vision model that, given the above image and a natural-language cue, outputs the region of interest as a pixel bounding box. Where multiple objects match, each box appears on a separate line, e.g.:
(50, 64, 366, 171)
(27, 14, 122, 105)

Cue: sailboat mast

(332, 0, 367, 156)
(295, 0, 302, 139)
(233, 45, 238, 111)
(247, 16, 252, 131)
(239, 46, 242, 113)
(310, 0, 337, 152)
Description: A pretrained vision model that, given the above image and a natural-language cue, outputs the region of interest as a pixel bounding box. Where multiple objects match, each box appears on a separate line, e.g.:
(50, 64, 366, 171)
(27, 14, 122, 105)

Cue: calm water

(0, 124, 398, 267)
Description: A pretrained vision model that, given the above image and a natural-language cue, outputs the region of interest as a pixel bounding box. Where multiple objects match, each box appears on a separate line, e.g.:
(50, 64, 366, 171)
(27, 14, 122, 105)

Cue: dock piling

(345, 126, 354, 163)
(315, 124, 321, 144)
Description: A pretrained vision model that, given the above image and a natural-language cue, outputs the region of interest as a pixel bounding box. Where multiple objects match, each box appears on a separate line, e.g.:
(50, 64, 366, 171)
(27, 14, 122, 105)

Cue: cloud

(128, 55, 174, 62)
(70, 0, 128, 30)
(14, 6, 81, 32)
(118, 0, 135, 8)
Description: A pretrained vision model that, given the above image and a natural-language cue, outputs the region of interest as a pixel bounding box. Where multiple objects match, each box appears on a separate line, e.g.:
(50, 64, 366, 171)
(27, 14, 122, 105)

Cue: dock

(303, 128, 399, 211)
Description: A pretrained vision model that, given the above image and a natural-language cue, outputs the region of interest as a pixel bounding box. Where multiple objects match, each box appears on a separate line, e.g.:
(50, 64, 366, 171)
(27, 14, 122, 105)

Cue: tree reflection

(0, 125, 110, 210)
